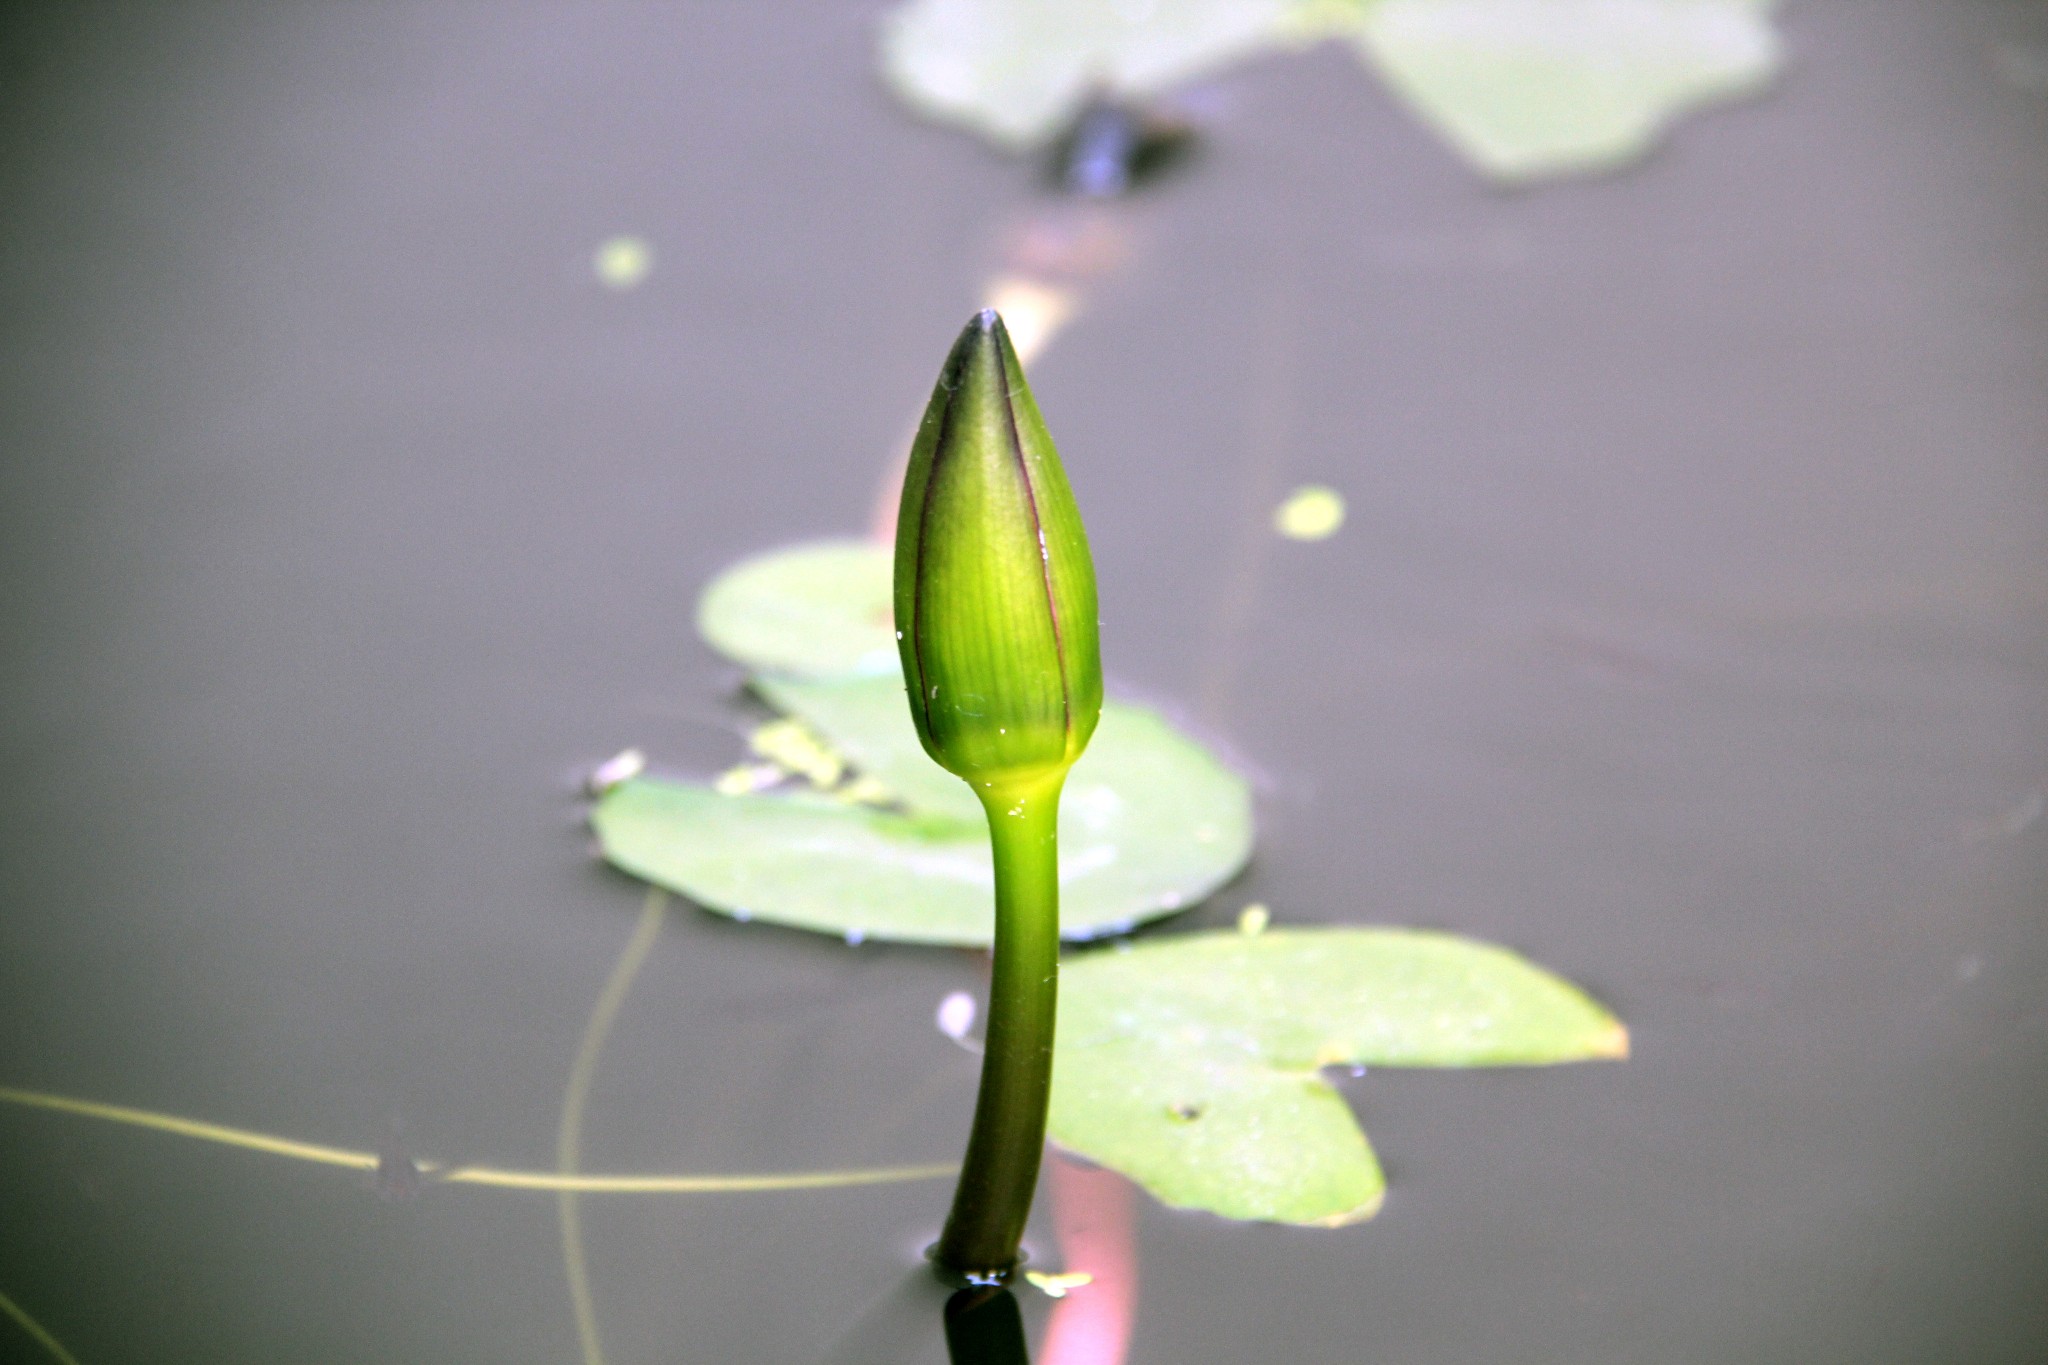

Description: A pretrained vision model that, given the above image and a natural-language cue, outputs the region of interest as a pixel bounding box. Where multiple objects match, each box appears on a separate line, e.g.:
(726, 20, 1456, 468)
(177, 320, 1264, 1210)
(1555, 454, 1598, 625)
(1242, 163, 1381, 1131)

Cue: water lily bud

(894, 309, 1101, 790)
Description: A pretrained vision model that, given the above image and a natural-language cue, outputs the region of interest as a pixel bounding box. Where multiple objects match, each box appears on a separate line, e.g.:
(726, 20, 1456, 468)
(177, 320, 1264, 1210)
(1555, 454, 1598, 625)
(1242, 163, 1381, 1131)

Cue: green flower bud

(894, 309, 1102, 790)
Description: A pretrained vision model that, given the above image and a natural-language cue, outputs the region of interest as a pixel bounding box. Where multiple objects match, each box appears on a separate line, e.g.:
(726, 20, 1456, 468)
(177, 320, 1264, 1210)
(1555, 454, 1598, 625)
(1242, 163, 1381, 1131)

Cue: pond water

(2, 2, 2045, 1361)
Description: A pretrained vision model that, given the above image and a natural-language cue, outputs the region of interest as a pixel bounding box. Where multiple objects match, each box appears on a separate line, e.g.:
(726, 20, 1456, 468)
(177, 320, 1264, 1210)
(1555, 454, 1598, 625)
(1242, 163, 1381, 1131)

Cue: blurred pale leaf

(696, 540, 897, 679)
(1353, 0, 1782, 181)
(880, 0, 1306, 148)
(878, 0, 1780, 181)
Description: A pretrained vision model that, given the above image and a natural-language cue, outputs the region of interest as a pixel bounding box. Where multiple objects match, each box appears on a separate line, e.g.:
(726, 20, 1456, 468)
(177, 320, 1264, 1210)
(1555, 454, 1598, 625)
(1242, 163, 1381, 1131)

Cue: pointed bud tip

(940, 309, 1010, 390)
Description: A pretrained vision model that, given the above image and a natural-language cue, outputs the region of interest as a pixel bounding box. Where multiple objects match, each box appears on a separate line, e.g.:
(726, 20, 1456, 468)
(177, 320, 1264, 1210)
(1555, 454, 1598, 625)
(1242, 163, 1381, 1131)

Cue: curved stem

(557, 888, 669, 1365)
(0, 1288, 81, 1365)
(934, 770, 1066, 1282)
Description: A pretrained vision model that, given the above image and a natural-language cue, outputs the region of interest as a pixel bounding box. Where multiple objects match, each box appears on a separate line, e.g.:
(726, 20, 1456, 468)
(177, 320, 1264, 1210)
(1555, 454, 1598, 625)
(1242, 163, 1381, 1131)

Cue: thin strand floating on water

(439, 1165, 955, 1193)
(0, 1287, 83, 1365)
(0, 1086, 382, 1171)
(558, 888, 669, 1365)
(0, 1085, 954, 1195)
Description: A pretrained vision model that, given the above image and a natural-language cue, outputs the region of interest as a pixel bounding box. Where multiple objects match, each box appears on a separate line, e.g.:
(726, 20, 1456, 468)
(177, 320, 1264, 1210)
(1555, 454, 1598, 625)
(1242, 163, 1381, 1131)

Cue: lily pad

(591, 681, 1252, 945)
(877, 0, 1781, 183)
(1352, 0, 1782, 181)
(1048, 926, 1628, 1225)
(752, 674, 980, 823)
(696, 540, 896, 678)
(879, 0, 1307, 148)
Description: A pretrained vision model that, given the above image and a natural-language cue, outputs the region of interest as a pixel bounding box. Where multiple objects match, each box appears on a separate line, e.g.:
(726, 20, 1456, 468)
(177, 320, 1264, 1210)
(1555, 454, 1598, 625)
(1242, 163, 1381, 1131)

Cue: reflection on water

(870, 196, 1146, 541)
(1047, 94, 1201, 200)
(1039, 1156, 1137, 1365)
(944, 1287, 1032, 1365)
(939, 1157, 1142, 1365)
(818, 1153, 1140, 1365)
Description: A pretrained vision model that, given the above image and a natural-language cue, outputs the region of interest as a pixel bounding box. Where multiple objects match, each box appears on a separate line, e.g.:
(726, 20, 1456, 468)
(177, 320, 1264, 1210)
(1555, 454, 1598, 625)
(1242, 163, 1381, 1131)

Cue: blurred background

(2, 2, 2045, 1361)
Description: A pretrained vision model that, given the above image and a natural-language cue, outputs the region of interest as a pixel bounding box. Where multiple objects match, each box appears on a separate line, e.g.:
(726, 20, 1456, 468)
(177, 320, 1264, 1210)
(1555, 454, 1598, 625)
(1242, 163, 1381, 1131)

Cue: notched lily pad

(878, 0, 1782, 183)
(696, 540, 896, 678)
(880, 0, 1306, 149)
(1352, 0, 1783, 181)
(1048, 926, 1627, 1225)
(591, 678, 1252, 946)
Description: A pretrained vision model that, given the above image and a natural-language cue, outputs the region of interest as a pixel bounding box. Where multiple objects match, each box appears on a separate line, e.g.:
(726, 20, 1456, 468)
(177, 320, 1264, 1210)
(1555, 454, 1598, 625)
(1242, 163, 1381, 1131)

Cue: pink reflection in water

(1041, 1152, 1138, 1365)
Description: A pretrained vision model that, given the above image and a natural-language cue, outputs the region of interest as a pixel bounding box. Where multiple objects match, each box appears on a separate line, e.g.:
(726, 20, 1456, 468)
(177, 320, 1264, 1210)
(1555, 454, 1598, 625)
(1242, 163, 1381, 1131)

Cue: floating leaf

(591, 682, 1252, 946)
(879, 0, 1309, 148)
(752, 674, 981, 822)
(1351, 0, 1782, 181)
(877, 0, 1782, 183)
(1048, 927, 1628, 1225)
(695, 540, 896, 679)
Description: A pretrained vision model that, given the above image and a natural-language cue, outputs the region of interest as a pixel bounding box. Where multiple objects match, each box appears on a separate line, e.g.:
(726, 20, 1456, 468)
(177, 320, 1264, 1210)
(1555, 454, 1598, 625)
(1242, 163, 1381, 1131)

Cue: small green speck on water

(1024, 1270, 1094, 1299)
(1275, 486, 1345, 541)
(593, 236, 652, 289)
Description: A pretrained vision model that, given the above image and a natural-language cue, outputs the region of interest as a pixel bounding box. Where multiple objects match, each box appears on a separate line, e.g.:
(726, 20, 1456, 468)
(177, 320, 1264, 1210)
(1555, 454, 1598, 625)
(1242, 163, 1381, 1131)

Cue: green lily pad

(879, 0, 1308, 148)
(752, 674, 980, 823)
(1352, 0, 1782, 182)
(696, 540, 896, 678)
(591, 682, 1252, 945)
(1048, 926, 1628, 1225)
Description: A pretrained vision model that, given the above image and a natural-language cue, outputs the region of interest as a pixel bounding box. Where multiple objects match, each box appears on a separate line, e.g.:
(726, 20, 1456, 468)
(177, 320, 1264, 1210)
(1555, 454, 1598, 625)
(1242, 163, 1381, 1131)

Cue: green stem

(933, 769, 1066, 1282)
(0, 1287, 82, 1365)
(557, 888, 668, 1365)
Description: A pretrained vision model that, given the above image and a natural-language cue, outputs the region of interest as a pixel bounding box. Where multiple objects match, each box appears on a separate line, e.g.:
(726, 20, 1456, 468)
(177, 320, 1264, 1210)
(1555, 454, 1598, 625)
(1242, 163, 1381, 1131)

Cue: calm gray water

(3, 3, 2045, 1362)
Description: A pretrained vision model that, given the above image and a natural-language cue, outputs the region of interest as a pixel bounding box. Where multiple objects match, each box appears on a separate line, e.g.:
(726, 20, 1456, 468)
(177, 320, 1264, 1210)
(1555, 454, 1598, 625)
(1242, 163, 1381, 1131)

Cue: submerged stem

(934, 770, 1066, 1282)
(0, 1288, 82, 1365)
(557, 888, 669, 1365)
